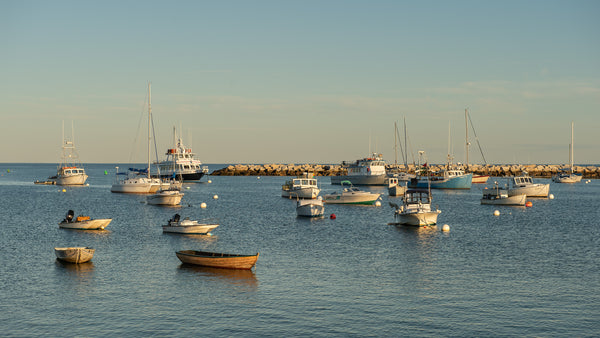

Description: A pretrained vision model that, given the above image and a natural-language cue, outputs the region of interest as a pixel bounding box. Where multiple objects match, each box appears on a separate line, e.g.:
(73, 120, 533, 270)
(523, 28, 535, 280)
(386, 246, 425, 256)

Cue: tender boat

(387, 177, 407, 196)
(282, 172, 320, 199)
(296, 197, 324, 217)
(54, 247, 95, 263)
(323, 180, 381, 205)
(59, 210, 112, 230)
(176, 250, 259, 270)
(162, 214, 219, 234)
(389, 189, 441, 226)
(331, 153, 387, 186)
(481, 182, 526, 205)
(154, 127, 209, 181)
(508, 172, 550, 197)
(51, 122, 88, 186)
(147, 188, 184, 206)
(552, 122, 582, 183)
(472, 175, 490, 184)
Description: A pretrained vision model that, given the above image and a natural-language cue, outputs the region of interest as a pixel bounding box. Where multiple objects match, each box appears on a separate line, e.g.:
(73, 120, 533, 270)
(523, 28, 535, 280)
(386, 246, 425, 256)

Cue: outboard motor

(172, 214, 181, 223)
(65, 210, 74, 223)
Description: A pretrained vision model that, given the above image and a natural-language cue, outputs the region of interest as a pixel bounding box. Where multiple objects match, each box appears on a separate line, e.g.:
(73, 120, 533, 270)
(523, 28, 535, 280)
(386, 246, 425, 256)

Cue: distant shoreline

(210, 163, 599, 179)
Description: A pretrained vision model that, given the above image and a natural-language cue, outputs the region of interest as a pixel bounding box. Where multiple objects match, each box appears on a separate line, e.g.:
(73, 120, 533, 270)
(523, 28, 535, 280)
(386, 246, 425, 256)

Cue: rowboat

(175, 250, 259, 270)
(59, 210, 112, 230)
(162, 214, 219, 234)
(54, 247, 95, 263)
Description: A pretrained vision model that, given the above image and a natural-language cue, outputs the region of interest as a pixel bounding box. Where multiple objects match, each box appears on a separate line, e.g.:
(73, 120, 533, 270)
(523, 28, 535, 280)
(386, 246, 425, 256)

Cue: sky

(1, 0, 599, 165)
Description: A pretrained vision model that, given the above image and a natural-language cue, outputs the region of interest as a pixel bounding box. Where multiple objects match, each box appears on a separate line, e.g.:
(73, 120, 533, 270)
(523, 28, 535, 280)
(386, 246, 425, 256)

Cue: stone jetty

(210, 163, 599, 178)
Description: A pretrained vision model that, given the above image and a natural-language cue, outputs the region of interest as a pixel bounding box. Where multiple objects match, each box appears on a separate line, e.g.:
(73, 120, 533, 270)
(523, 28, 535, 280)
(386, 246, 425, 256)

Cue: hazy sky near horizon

(2, 1, 599, 165)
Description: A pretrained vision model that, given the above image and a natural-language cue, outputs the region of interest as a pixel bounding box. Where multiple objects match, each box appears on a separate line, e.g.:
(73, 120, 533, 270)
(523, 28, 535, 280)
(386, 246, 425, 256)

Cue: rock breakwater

(210, 163, 599, 178)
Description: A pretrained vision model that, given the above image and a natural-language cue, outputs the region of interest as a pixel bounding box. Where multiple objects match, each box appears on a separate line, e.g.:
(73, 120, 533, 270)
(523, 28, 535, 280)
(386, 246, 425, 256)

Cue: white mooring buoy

(213, 195, 219, 200)
(200, 202, 207, 209)
(494, 210, 500, 216)
(442, 224, 450, 232)
(549, 194, 554, 200)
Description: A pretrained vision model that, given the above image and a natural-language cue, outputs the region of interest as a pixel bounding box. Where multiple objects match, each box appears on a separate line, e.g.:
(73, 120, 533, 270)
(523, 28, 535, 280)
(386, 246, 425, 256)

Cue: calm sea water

(1, 163, 599, 337)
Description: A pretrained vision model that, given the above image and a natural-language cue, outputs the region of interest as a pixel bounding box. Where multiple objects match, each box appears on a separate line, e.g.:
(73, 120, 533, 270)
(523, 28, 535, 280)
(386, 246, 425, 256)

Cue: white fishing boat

(331, 153, 387, 185)
(155, 127, 209, 181)
(387, 176, 407, 196)
(147, 188, 184, 206)
(481, 182, 527, 205)
(323, 180, 381, 205)
(508, 172, 550, 198)
(111, 83, 168, 194)
(552, 122, 582, 183)
(282, 172, 320, 199)
(296, 197, 324, 217)
(54, 247, 95, 263)
(162, 214, 219, 234)
(51, 122, 88, 186)
(389, 189, 441, 226)
(58, 210, 112, 230)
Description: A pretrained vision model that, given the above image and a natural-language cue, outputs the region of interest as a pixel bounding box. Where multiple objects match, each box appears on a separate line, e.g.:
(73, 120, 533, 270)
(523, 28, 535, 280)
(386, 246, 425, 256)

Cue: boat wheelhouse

(155, 134, 209, 181)
(330, 153, 387, 186)
(282, 172, 320, 199)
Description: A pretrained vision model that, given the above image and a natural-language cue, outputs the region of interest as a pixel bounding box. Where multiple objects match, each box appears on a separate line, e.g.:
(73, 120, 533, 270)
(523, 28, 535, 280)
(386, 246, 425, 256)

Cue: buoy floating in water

(186, 186, 190, 190)
(330, 213, 336, 220)
(525, 201, 533, 207)
(257, 177, 261, 180)
(208, 180, 212, 184)
(62, 189, 66, 192)
(200, 202, 207, 209)
(549, 194, 554, 199)
(375, 201, 381, 207)
(104, 170, 108, 175)
(442, 224, 450, 232)
(493, 210, 500, 216)
(213, 195, 218, 200)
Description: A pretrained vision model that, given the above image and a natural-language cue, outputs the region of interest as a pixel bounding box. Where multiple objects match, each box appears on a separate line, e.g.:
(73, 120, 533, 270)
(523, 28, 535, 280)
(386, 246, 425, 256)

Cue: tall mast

(403, 117, 407, 166)
(570, 121, 574, 170)
(148, 82, 151, 178)
(394, 121, 398, 166)
(465, 108, 469, 169)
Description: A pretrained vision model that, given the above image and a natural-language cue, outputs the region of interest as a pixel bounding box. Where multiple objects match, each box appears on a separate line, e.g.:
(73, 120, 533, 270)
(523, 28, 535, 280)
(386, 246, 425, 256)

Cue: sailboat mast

(465, 108, 469, 169)
(570, 121, 574, 170)
(148, 83, 152, 178)
(404, 117, 408, 166)
(394, 121, 398, 166)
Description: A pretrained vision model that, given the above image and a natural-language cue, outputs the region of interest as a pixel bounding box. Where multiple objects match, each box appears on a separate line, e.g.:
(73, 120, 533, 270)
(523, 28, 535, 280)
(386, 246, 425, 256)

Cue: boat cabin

(59, 167, 85, 175)
(404, 190, 432, 205)
(342, 153, 386, 176)
(511, 175, 534, 187)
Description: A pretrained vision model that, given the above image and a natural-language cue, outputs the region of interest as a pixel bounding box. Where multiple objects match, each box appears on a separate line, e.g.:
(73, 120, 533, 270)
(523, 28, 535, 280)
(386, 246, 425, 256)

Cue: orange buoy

(330, 213, 336, 220)
(525, 201, 533, 207)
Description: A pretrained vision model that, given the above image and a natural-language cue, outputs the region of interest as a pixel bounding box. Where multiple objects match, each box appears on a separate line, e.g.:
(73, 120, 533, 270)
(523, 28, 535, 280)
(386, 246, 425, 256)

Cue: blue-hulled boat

(408, 168, 473, 189)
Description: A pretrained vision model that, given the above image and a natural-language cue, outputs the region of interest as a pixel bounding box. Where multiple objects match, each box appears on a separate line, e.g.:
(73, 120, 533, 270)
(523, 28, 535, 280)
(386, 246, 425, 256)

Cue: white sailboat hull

(552, 174, 582, 183)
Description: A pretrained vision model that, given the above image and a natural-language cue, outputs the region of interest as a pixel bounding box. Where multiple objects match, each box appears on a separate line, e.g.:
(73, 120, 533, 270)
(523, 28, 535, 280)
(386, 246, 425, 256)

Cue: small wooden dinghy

(59, 210, 112, 230)
(54, 247, 95, 263)
(176, 250, 259, 270)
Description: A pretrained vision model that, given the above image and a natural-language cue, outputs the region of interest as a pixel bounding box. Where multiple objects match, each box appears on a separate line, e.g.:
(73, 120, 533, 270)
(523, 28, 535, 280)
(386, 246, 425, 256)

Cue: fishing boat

(282, 172, 320, 199)
(508, 172, 550, 197)
(51, 122, 88, 186)
(111, 83, 168, 194)
(389, 189, 441, 226)
(387, 176, 407, 196)
(481, 182, 527, 205)
(155, 126, 209, 181)
(296, 197, 324, 217)
(552, 122, 582, 183)
(54, 247, 95, 263)
(464, 109, 489, 184)
(175, 250, 259, 270)
(408, 167, 472, 189)
(323, 180, 381, 205)
(162, 214, 219, 234)
(59, 210, 112, 230)
(147, 188, 184, 206)
(331, 153, 387, 185)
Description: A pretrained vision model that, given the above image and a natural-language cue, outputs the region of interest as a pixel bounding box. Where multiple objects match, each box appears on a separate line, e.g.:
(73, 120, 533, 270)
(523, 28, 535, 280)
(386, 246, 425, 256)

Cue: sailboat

(52, 122, 88, 186)
(465, 109, 489, 184)
(111, 83, 167, 194)
(552, 122, 582, 183)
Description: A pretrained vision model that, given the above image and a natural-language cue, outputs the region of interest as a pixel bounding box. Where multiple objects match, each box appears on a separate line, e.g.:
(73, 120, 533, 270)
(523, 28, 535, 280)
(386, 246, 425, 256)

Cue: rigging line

(395, 122, 406, 167)
(150, 111, 161, 176)
(467, 112, 487, 165)
(128, 92, 148, 165)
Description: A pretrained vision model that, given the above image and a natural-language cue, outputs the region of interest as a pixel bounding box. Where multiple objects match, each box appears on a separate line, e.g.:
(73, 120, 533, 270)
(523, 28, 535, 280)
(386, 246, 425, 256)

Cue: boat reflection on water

(178, 265, 258, 289)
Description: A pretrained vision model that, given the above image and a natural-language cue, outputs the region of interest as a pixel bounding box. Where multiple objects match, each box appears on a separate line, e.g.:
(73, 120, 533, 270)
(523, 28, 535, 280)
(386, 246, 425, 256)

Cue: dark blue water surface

(1, 164, 599, 337)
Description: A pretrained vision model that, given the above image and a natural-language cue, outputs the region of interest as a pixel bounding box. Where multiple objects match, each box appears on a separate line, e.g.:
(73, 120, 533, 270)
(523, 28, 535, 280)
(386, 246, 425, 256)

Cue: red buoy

(330, 213, 336, 220)
(525, 201, 533, 207)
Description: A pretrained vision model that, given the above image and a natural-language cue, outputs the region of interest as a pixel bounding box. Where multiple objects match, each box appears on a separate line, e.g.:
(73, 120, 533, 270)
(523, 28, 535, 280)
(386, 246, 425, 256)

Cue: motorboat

(323, 180, 381, 205)
(387, 176, 407, 196)
(54, 247, 95, 263)
(111, 83, 169, 194)
(147, 188, 184, 206)
(481, 182, 526, 205)
(162, 214, 219, 234)
(331, 153, 387, 186)
(552, 122, 582, 183)
(282, 172, 320, 199)
(59, 210, 112, 230)
(508, 172, 549, 198)
(472, 175, 490, 184)
(51, 122, 88, 186)
(296, 197, 324, 217)
(154, 126, 209, 181)
(389, 189, 441, 226)
(408, 168, 472, 189)
(176, 250, 259, 270)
